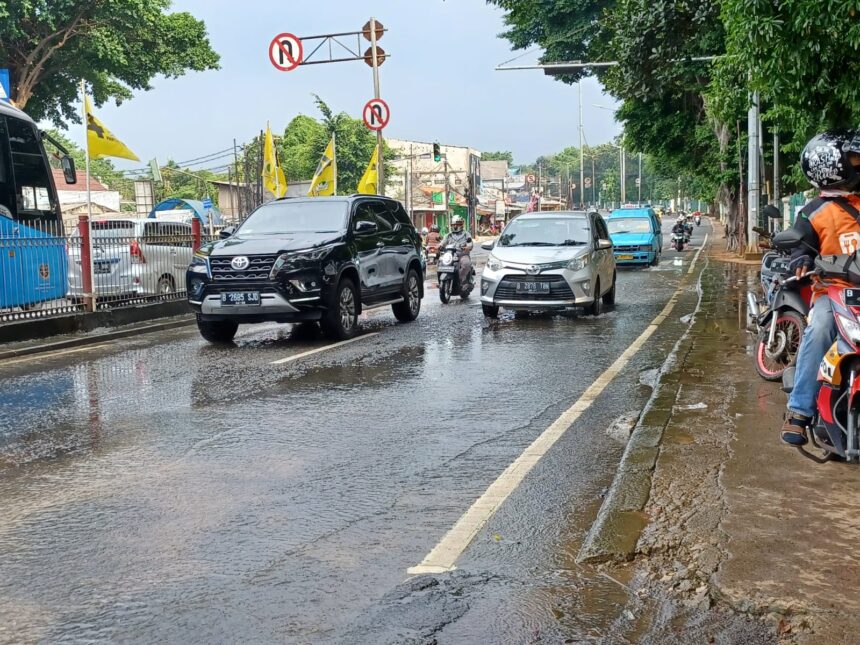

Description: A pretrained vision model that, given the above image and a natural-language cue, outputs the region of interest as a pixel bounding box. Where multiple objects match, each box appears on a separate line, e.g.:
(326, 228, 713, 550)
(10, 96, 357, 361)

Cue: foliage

(482, 151, 515, 164)
(0, 0, 219, 125)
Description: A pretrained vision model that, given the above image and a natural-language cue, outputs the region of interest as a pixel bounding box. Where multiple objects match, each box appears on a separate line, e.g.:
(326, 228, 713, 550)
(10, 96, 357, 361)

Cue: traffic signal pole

(369, 17, 384, 195)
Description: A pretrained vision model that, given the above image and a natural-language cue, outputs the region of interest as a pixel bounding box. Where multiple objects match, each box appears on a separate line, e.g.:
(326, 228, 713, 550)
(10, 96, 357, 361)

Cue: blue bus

(0, 101, 76, 310)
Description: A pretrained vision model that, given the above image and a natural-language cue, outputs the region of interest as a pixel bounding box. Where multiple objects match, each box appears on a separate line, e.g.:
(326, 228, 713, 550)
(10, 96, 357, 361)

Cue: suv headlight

(189, 254, 209, 274)
(487, 255, 503, 271)
(269, 245, 335, 278)
(639, 245, 652, 252)
(567, 255, 589, 271)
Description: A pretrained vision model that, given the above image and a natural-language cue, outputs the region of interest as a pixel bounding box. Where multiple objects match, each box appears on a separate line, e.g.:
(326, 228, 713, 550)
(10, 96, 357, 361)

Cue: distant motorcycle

(671, 230, 686, 251)
(695, 215, 702, 226)
(437, 245, 474, 303)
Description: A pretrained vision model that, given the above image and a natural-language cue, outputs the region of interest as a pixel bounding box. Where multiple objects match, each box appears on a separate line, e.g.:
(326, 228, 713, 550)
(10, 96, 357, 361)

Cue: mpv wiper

(561, 240, 587, 246)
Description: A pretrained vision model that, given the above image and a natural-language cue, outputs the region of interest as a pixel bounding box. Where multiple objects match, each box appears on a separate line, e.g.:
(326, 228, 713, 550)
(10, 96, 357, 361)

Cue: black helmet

(430, 224, 439, 233)
(801, 130, 860, 189)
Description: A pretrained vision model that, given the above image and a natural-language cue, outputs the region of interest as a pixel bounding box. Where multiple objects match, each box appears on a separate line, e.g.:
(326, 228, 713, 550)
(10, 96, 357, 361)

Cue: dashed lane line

(269, 332, 379, 365)
(407, 234, 708, 575)
(0, 343, 114, 367)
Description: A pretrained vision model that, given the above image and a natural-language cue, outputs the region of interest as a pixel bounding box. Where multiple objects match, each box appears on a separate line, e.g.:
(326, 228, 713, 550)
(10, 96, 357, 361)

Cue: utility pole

(538, 162, 543, 211)
(638, 152, 642, 204)
(369, 17, 384, 195)
(591, 155, 596, 206)
(444, 153, 450, 228)
(747, 91, 761, 253)
(773, 131, 780, 232)
(578, 81, 585, 209)
(233, 138, 241, 218)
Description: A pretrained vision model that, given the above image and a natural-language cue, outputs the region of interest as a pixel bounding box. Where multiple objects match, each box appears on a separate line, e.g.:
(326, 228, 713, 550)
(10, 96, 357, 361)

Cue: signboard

(202, 197, 213, 210)
(584, 177, 592, 188)
(363, 98, 390, 131)
(269, 33, 303, 72)
(0, 69, 9, 103)
(635, 177, 641, 187)
(526, 173, 536, 183)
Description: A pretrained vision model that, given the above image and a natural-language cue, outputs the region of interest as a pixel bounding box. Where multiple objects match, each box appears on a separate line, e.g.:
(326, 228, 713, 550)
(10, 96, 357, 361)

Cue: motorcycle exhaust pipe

(746, 291, 761, 331)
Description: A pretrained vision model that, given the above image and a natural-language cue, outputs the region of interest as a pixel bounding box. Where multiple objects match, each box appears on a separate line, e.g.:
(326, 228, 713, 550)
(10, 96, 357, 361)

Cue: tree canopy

(0, 0, 220, 125)
(482, 151, 514, 164)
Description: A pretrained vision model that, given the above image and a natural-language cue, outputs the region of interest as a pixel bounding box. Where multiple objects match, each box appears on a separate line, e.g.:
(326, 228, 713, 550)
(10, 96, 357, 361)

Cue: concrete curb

(577, 237, 711, 564)
(0, 316, 195, 361)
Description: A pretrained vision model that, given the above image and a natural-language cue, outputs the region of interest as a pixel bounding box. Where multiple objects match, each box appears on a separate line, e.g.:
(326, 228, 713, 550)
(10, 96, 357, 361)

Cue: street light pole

(638, 152, 642, 204)
(579, 82, 585, 208)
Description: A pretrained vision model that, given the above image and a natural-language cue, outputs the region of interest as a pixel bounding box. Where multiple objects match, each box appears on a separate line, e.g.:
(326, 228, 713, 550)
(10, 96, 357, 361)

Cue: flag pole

(80, 80, 96, 311)
(332, 131, 337, 196)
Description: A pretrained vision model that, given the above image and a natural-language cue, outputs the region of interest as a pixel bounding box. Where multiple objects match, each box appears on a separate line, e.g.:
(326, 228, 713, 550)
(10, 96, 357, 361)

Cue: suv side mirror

(481, 240, 495, 251)
(597, 238, 613, 250)
(219, 225, 236, 239)
(62, 155, 77, 184)
(354, 220, 378, 235)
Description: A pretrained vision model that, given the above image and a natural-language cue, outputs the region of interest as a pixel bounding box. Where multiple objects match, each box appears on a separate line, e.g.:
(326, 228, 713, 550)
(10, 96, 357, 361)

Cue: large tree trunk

(709, 114, 744, 252)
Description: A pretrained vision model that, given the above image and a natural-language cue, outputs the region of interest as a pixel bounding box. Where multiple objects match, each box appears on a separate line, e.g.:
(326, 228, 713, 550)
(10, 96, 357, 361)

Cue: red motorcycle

(776, 230, 860, 461)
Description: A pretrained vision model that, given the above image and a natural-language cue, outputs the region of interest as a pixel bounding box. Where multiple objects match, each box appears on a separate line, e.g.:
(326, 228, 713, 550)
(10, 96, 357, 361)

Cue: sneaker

(781, 414, 810, 446)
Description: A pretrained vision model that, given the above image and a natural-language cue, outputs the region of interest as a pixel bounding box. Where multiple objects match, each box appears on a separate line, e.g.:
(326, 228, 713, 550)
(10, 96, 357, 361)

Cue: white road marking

(407, 234, 709, 575)
(0, 343, 114, 367)
(269, 332, 378, 365)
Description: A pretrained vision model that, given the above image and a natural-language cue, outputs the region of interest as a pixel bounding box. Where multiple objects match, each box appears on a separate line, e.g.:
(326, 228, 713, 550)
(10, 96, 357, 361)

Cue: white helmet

(451, 215, 464, 228)
(421, 227, 429, 235)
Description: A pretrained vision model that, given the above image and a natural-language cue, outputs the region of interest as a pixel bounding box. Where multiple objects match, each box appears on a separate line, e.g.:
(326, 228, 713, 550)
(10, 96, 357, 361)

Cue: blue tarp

(148, 198, 224, 225)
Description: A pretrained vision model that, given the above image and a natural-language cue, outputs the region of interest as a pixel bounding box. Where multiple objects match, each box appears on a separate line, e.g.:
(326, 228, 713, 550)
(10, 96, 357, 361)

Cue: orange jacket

(794, 194, 860, 296)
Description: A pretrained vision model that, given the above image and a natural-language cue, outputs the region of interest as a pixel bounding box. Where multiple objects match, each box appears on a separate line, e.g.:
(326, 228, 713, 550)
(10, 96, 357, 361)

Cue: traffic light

(433, 142, 441, 162)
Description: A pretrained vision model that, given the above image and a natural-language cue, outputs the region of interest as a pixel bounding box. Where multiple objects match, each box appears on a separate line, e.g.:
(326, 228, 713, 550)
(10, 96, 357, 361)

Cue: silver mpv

(69, 218, 194, 302)
(480, 211, 616, 317)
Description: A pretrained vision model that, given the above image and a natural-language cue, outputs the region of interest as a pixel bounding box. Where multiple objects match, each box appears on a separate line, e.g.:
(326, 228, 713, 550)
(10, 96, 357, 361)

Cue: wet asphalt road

(0, 220, 710, 644)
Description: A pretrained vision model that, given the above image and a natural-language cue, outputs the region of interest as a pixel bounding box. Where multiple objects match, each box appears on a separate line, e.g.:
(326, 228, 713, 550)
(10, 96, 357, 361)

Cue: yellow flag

(84, 96, 139, 161)
(357, 146, 379, 195)
(263, 124, 287, 198)
(308, 135, 336, 197)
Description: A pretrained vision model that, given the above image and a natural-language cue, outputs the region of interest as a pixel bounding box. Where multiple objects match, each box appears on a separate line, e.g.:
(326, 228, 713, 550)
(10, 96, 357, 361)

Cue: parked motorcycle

(747, 268, 811, 381)
(437, 245, 475, 303)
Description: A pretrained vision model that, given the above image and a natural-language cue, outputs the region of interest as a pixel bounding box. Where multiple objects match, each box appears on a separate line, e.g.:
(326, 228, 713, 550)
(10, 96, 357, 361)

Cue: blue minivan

(606, 207, 662, 267)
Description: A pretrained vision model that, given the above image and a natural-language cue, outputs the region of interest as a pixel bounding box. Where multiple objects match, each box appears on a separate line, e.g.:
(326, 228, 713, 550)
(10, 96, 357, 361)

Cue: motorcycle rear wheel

(754, 310, 806, 381)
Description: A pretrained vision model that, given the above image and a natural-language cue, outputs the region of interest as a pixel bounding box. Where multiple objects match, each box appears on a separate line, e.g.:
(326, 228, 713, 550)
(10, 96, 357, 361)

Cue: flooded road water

(0, 222, 708, 644)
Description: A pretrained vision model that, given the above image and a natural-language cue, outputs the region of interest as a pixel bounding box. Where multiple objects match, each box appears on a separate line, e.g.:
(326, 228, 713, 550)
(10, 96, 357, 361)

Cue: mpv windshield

(238, 200, 348, 235)
(607, 218, 652, 235)
(498, 217, 590, 247)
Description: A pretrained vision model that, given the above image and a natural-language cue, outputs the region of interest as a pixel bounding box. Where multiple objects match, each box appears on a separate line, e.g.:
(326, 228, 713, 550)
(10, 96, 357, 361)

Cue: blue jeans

(788, 295, 837, 418)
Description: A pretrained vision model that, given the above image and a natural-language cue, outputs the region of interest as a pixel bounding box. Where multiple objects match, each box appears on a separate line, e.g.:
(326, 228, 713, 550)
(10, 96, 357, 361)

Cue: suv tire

(393, 268, 421, 322)
(321, 277, 358, 340)
(482, 304, 499, 318)
(197, 317, 238, 343)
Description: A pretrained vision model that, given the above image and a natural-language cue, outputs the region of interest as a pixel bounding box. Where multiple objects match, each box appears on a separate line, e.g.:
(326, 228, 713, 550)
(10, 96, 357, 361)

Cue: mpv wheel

(158, 275, 176, 294)
(588, 279, 602, 316)
(197, 317, 238, 343)
(393, 268, 421, 322)
(322, 278, 358, 340)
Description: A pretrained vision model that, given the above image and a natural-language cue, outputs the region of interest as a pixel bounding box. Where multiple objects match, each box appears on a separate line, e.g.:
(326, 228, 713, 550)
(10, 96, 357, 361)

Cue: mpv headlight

(567, 255, 589, 271)
(487, 255, 503, 271)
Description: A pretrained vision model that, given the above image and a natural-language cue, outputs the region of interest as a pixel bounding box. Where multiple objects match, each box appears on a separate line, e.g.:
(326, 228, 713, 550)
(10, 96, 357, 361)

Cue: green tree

(482, 151, 514, 164)
(0, 0, 220, 124)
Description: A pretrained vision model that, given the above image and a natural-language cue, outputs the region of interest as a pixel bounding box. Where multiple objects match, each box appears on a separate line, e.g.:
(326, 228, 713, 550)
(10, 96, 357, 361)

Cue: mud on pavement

(590, 246, 860, 643)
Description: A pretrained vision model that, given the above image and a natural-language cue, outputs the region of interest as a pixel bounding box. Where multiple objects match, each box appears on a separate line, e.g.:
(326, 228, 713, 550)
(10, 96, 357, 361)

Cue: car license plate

(846, 289, 860, 306)
(617, 254, 635, 260)
(221, 291, 261, 306)
(437, 265, 455, 273)
(515, 281, 550, 294)
(93, 260, 113, 274)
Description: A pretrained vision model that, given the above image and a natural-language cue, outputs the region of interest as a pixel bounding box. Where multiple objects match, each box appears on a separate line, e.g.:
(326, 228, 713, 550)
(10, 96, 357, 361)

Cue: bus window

(5, 115, 57, 224)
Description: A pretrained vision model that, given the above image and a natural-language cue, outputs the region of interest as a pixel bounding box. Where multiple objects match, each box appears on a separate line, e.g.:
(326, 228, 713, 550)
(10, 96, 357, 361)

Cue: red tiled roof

(52, 168, 108, 192)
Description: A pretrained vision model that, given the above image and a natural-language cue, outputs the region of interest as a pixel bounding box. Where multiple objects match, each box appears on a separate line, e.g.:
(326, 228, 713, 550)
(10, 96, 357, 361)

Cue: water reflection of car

(68, 218, 194, 300)
(480, 211, 616, 318)
(606, 207, 662, 267)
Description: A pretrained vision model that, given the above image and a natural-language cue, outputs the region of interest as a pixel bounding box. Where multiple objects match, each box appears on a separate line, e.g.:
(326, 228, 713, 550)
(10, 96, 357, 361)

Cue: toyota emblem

(231, 256, 250, 270)
(526, 265, 541, 275)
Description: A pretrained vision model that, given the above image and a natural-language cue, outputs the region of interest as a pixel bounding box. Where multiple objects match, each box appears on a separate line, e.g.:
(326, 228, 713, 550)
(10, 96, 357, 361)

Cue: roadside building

(53, 169, 121, 231)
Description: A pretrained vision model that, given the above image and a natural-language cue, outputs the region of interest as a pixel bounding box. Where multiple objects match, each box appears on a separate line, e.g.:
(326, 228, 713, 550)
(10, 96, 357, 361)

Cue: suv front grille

(495, 274, 575, 300)
(210, 255, 277, 281)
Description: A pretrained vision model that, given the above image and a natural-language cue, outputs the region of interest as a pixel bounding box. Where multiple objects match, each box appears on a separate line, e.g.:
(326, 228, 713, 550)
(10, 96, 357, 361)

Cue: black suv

(187, 196, 424, 343)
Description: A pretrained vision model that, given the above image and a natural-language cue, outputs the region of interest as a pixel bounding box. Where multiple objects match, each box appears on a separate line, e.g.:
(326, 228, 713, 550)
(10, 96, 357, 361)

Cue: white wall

(58, 190, 121, 212)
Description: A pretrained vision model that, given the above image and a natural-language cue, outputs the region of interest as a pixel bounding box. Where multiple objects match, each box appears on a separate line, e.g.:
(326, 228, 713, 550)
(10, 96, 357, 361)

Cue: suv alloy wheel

(321, 277, 358, 340)
(392, 268, 421, 322)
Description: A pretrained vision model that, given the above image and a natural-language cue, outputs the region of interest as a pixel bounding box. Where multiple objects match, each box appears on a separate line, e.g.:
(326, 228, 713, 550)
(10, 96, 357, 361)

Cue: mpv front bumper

(480, 265, 595, 309)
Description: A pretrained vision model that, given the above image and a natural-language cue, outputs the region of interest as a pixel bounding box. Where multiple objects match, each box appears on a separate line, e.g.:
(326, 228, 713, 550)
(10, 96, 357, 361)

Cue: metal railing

(0, 216, 211, 326)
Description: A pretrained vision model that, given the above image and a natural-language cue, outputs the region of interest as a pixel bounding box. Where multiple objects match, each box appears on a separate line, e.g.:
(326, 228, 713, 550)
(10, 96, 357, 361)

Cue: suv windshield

(498, 217, 590, 247)
(238, 200, 348, 235)
(607, 218, 652, 234)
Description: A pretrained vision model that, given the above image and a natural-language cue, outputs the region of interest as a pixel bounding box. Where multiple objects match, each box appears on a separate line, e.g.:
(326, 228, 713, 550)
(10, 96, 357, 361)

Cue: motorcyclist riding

(439, 215, 473, 285)
(780, 130, 860, 445)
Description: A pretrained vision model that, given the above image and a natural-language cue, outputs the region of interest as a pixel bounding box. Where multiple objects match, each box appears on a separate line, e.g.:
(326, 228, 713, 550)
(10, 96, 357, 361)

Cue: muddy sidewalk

(587, 244, 860, 643)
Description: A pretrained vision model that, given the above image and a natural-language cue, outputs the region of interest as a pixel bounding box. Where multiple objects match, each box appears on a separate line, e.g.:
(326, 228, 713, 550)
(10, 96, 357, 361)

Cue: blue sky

(68, 0, 621, 172)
